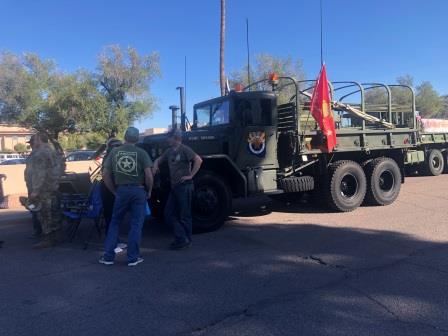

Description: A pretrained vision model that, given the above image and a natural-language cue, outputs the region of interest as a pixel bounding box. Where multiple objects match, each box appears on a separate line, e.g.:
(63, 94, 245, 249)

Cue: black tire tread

(192, 171, 232, 233)
(326, 160, 366, 212)
(364, 157, 401, 206)
(420, 149, 444, 176)
(279, 176, 314, 193)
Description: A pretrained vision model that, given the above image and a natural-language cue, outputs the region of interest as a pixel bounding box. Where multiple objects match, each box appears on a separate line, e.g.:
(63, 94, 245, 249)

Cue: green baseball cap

(124, 127, 140, 143)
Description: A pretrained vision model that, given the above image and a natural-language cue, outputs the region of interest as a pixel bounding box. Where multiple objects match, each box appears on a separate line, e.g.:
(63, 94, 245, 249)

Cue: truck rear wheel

(192, 171, 232, 233)
(444, 151, 448, 174)
(364, 157, 401, 206)
(420, 149, 444, 176)
(326, 160, 366, 212)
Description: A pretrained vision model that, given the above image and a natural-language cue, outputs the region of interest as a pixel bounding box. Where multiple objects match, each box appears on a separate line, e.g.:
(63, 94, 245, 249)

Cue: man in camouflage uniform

(24, 135, 42, 237)
(24, 132, 63, 249)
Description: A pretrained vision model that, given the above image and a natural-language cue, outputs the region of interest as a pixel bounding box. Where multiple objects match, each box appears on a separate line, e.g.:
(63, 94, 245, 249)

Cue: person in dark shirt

(153, 129, 202, 250)
(99, 127, 153, 267)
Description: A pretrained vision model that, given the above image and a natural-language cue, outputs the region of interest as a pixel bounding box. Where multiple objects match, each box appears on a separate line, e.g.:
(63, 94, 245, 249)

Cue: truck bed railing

(243, 77, 416, 132)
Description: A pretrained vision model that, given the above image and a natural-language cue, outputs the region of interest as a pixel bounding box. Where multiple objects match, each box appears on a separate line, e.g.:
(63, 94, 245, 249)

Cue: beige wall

(0, 135, 31, 152)
(0, 161, 100, 197)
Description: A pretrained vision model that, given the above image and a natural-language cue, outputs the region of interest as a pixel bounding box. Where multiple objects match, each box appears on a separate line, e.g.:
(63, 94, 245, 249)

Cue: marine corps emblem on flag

(247, 131, 266, 157)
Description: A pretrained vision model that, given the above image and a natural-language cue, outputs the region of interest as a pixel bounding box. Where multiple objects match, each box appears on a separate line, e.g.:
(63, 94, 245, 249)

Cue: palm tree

(220, 0, 226, 96)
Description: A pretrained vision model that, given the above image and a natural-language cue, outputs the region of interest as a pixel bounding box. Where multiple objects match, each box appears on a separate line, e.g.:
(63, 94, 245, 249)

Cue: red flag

(310, 64, 337, 152)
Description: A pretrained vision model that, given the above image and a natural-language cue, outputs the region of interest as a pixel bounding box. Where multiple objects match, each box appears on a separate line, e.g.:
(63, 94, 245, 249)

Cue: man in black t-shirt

(153, 129, 202, 250)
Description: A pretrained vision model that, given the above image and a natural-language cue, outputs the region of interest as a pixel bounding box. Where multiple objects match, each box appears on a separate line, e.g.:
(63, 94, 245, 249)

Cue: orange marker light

(234, 83, 244, 92)
(269, 73, 279, 81)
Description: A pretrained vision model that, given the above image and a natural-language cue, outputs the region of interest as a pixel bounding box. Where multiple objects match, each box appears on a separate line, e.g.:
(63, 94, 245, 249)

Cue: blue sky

(1, 0, 447, 130)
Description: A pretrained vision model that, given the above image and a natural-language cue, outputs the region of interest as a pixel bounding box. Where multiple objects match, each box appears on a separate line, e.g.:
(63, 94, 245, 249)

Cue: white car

(0, 153, 22, 164)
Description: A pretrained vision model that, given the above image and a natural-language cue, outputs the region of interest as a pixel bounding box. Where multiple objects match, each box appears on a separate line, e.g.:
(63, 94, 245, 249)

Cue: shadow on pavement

(0, 208, 447, 335)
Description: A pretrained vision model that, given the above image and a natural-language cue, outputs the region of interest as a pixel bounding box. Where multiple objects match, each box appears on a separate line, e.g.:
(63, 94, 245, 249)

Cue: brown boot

(32, 234, 55, 249)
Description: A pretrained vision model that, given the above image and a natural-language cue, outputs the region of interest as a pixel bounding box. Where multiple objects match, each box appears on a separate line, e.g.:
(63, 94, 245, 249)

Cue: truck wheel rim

(194, 187, 219, 219)
(340, 174, 358, 199)
(432, 156, 441, 169)
(379, 170, 394, 192)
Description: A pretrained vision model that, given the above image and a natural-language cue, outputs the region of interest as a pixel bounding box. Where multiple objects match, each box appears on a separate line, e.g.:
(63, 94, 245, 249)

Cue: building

(140, 127, 168, 136)
(0, 124, 34, 152)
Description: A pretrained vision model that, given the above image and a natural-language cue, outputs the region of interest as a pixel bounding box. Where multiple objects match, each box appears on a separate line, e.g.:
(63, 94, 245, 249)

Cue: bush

(14, 143, 27, 153)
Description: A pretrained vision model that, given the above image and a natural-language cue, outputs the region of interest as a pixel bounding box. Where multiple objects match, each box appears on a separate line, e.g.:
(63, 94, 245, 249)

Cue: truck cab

(143, 90, 281, 232)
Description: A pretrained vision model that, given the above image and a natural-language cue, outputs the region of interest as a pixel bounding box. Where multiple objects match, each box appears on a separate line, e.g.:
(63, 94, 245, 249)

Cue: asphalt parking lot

(1, 175, 448, 336)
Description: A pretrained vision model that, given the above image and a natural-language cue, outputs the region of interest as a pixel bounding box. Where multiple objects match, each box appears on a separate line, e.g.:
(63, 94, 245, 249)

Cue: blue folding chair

(62, 181, 103, 249)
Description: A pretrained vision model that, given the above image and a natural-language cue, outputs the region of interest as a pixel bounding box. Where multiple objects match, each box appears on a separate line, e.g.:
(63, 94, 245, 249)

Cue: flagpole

(320, 0, 324, 66)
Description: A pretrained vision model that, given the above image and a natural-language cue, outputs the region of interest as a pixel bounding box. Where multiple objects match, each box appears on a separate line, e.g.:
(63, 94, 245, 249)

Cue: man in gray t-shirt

(154, 129, 202, 249)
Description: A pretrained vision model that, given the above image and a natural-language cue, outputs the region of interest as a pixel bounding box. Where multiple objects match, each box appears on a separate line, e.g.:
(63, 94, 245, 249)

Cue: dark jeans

(164, 182, 194, 243)
(100, 182, 115, 235)
(104, 186, 146, 263)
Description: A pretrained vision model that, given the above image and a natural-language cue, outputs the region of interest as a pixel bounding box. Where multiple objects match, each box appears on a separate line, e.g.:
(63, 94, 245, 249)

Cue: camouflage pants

(37, 192, 62, 235)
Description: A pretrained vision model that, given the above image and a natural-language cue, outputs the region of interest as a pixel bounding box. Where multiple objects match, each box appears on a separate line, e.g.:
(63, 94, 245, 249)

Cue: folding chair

(62, 181, 103, 249)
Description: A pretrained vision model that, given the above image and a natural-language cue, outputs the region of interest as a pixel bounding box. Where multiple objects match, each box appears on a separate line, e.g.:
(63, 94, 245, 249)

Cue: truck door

(234, 97, 278, 194)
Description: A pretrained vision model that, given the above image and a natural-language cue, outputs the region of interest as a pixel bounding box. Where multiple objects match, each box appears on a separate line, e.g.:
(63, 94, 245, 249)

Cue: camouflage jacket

(24, 144, 61, 194)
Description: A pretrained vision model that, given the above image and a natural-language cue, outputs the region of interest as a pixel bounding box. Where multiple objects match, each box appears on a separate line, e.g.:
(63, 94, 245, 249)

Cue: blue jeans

(104, 186, 146, 263)
(164, 182, 194, 243)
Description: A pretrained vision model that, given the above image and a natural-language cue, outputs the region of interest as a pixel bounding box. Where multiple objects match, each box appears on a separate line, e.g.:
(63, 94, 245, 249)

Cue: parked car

(0, 153, 22, 163)
(0, 158, 27, 165)
(65, 150, 97, 162)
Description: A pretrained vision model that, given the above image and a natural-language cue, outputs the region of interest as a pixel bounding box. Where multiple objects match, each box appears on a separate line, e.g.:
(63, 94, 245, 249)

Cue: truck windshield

(195, 100, 230, 128)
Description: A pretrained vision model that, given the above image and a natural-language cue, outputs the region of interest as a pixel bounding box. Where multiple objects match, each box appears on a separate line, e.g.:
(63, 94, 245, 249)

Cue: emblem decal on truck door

(247, 131, 266, 157)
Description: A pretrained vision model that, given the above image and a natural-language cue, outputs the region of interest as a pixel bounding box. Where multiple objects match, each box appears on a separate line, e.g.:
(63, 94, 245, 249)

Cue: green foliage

(59, 132, 108, 151)
(96, 45, 160, 134)
(228, 53, 305, 104)
(0, 45, 160, 139)
(416, 82, 443, 117)
(13, 143, 27, 153)
(440, 95, 448, 118)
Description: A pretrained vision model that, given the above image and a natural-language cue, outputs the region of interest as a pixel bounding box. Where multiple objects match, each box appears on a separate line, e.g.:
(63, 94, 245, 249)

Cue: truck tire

(364, 157, 401, 206)
(149, 191, 167, 220)
(420, 149, 444, 176)
(192, 171, 232, 233)
(444, 151, 448, 174)
(278, 176, 314, 193)
(326, 160, 366, 212)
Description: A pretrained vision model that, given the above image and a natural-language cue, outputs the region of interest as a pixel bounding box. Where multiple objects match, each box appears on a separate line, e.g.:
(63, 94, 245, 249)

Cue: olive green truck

(142, 77, 448, 232)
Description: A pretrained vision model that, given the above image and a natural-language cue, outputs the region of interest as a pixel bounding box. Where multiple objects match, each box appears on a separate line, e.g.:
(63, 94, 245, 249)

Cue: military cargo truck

(405, 118, 448, 176)
(142, 76, 444, 232)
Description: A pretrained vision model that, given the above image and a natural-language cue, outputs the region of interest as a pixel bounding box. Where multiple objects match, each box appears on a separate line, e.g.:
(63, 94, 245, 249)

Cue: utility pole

(220, 0, 226, 96)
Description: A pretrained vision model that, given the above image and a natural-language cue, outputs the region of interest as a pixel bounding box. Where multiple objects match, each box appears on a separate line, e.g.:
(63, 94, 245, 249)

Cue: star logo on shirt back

(116, 151, 138, 176)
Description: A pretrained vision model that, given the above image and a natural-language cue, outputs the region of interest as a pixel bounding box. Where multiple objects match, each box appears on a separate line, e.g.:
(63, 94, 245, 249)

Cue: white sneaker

(128, 257, 144, 267)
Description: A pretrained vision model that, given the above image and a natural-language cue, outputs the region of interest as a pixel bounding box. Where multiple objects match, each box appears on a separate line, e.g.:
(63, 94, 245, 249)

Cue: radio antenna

(184, 56, 187, 112)
(320, 0, 324, 65)
(246, 18, 251, 89)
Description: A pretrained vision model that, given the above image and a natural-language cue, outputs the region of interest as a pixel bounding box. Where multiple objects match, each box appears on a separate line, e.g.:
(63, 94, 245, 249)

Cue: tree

(14, 143, 27, 153)
(0, 52, 53, 124)
(228, 53, 305, 104)
(96, 45, 160, 135)
(440, 95, 448, 118)
(365, 75, 414, 107)
(219, 0, 226, 96)
(0, 46, 160, 141)
(415, 82, 443, 117)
